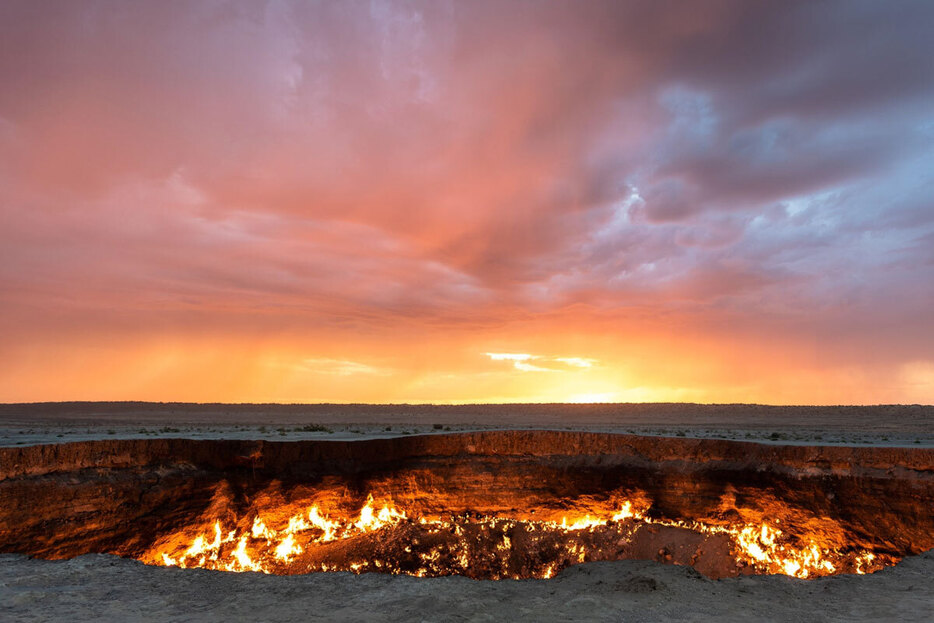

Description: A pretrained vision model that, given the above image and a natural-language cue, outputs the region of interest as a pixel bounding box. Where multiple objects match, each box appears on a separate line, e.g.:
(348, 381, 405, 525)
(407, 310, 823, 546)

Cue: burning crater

(1, 431, 932, 580)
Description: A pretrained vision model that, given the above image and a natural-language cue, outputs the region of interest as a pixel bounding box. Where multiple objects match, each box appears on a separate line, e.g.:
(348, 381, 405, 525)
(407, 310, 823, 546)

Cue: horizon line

(2, 401, 932, 408)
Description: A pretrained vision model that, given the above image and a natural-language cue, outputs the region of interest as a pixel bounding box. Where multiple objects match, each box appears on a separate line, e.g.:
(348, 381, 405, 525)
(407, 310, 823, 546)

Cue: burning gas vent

(142, 489, 882, 579)
(1, 432, 932, 580)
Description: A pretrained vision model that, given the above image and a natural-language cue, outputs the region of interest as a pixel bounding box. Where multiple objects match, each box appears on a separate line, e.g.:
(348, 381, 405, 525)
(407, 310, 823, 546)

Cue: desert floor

(1, 402, 932, 621)
(2, 402, 933, 447)
(2, 552, 932, 623)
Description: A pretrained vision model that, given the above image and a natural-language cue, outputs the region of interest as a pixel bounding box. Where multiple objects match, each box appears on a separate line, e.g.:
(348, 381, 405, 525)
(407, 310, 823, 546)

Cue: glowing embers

(142, 492, 894, 580)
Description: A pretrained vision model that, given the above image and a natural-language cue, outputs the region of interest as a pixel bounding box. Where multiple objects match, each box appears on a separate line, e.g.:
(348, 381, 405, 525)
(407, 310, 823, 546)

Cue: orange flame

(142, 491, 891, 580)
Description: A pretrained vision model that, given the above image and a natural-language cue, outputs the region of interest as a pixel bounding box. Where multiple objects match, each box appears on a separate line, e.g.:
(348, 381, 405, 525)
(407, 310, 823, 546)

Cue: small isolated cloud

(486, 353, 534, 362)
(486, 353, 598, 372)
(513, 360, 551, 372)
(555, 357, 597, 368)
(300, 358, 390, 376)
(485, 352, 551, 372)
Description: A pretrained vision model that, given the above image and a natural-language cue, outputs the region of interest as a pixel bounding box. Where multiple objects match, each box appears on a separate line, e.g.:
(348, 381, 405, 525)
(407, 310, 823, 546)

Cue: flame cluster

(156, 495, 405, 572)
(142, 492, 891, 580)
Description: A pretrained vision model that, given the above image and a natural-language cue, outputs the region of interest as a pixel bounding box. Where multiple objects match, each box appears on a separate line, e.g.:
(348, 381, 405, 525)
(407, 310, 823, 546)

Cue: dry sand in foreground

(2, 552, 932, 623)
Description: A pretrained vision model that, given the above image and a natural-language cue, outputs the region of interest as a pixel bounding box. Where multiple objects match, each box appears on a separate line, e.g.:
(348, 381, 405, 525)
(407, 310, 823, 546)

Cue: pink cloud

(1, 1, 933, 401)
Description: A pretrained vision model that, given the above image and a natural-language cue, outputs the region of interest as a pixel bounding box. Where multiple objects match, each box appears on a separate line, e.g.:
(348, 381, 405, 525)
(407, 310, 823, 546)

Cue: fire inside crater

(1, 431, 931, 581)
(143, 487, 881, 579)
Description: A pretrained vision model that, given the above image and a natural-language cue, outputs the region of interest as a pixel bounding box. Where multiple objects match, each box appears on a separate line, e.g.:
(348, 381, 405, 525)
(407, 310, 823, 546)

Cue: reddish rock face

(1, 432, 932, 579)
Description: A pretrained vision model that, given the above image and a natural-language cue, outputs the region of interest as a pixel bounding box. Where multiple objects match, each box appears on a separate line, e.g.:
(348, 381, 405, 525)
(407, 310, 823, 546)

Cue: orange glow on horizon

(2, 313, 931, 404)
(1, 3, 933, 406)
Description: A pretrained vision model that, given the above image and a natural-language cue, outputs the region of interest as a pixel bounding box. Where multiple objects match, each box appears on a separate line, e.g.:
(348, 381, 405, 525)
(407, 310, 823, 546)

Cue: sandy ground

(2, 402, 933, 447)
(2, 403, 932, 621)
(2, 552, 932, 622)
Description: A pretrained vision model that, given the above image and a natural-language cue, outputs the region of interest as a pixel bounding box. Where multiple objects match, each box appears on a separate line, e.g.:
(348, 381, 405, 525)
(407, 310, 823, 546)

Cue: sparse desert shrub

(297, 424, 331, 433)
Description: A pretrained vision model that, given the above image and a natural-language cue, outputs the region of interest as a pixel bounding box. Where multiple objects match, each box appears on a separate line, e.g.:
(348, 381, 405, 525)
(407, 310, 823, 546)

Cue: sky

(1, 0, 933, 404)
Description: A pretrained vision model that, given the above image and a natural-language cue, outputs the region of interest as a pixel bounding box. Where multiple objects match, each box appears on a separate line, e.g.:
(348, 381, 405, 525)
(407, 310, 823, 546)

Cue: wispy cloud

(485, 353, 599, 373)
(485, 353, 534, 362)
(484, 353, 550, 372)
(300, 358, 390, 376)
(555, 357, 597, 368)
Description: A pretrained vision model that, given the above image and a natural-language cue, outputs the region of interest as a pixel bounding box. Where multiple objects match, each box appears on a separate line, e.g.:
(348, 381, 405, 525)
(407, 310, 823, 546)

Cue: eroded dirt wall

(1, 432, 932, 565)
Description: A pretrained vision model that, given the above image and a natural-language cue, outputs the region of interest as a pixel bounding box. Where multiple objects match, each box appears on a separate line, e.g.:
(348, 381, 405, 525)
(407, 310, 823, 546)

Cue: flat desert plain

(1, 402, 932, 622)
